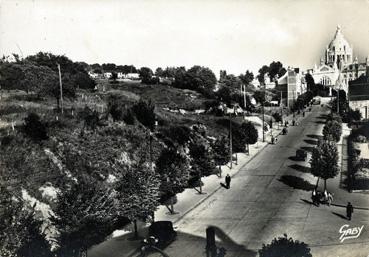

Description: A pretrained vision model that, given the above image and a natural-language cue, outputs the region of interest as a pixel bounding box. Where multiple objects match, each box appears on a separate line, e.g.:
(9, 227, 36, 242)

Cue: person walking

(346, 202, 354, 220)
(327, 192, 333, 206)
(225, 174, 231, 189)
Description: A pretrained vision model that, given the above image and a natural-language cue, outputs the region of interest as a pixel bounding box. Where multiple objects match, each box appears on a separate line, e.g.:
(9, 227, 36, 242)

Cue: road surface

(158, 104, 369, 257)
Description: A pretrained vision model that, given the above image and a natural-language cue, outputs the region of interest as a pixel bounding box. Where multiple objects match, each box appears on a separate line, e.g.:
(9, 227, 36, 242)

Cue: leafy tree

(155, 67, 164, 77)
(106, 94, 126, 121)
(0, 63, 25, 90)
(253, 90, 266, 104)
(132, 99, 156, 130)
(139, 67, 154, 84)
(259, 234, 312, 257)
(189, 137, 215, 183)
(257, 65, 269, 84)
(115, 148, 160, 238)
(323, 120, 342, 142)
(305, 73, 317, 95)
(50, 178, 117, 257)
(239, 70, 254, 85)
(174, 65, 217, 97)
(24, 113, 48, 141)
(102, 63, 116, 72)
(0, 184, 52, 257)
(241, 121, 258, 146)
(268, 61, 286, 80)
(310, 141, 339, 191)
(110, 71, 118, 81)
(79, 106, 100, 131)
(212, 136, 230, 176)
(156, 147, 190, 212)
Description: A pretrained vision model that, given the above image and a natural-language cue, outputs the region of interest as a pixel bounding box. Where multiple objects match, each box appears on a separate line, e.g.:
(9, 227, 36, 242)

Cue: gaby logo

(339, 224, 364, 242)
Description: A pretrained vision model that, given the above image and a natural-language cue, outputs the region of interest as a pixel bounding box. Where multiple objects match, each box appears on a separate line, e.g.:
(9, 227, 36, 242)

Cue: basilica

(308, 25, 369, 93)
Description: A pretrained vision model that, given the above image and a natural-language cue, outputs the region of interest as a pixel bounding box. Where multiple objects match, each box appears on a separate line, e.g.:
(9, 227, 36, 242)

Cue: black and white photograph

(1, 0, 369, 256)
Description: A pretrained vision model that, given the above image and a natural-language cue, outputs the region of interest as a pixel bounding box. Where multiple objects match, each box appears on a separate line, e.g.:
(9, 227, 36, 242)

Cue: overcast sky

(1, 0, 369, 76)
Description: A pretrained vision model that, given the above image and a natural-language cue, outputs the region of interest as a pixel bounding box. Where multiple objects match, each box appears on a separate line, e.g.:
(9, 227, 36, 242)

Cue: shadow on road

(279, 175, 315, 191)
(332, 212, 348, 220)
(288, 164, 311, 173)
(301, 199, 314, 206)
(304, 139, 318, 145)
(306, 134, 322, 140)
(300, 146, 315, 153)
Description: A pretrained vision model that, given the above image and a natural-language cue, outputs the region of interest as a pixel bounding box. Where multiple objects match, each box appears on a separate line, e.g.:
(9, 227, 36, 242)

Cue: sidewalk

(328, 122, 369, 210)
(88, 111, 305, 257)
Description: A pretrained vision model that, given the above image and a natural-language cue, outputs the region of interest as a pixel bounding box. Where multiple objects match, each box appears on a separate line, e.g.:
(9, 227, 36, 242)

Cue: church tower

(325, 25, 353, 68)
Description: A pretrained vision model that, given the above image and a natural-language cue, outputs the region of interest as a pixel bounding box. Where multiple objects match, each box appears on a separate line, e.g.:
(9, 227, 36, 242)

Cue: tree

(132, 99, 156, 130)
(139, 67, 154, 84)
(310, 141, 339, 191)
(110, 71, 118, 81)
(268, 61, 286, 80)
(174, 65, 217, 97)
(106, 94, 126, 121)
(345, 108, 362, 123)
(323, 120, 342, 142)
(189, 137, 215, 191)
(212, 136, 230, 176)
(239, 70, 254, 86)
(156, 147, 190, 213)
(0, 184, 52, 257)
(241, 121, 258, 152)
(305, 73, 316, 95)
(115, 149, 160, 238)
(50, 178, 117, 257)
(155, 67, 164, 77)
(23, 113, 48, 141)
(257, 65, 269, 84)
(259, 234, 312, 257)
(253, 90, 266, 105)
(79, 106, 100, 131)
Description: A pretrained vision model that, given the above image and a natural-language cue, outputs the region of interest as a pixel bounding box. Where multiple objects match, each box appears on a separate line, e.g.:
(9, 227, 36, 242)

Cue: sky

(1, 0, 369, 76)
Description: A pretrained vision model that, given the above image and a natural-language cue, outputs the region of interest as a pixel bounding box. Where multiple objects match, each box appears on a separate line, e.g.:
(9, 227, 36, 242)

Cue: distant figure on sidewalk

(312, 189, 319, 206)
(346, 202, 354, 220)
(225, 174, 231, 189)
(327, 192, 333, 206)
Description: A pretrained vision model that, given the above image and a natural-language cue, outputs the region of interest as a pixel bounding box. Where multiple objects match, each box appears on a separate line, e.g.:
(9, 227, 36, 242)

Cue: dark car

(148, 221, 177, 249)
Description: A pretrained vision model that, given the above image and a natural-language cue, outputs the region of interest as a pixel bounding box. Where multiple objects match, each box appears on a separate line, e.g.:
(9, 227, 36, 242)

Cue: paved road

(158, 105, 369, 257)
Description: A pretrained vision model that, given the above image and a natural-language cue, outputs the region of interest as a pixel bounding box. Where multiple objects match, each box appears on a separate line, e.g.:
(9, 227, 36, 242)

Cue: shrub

(23, 113, 48, 141)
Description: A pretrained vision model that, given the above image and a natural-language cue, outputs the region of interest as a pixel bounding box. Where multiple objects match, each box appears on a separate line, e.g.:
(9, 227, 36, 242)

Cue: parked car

(147, 221, 177, 249)
(296, 149, 307, 161)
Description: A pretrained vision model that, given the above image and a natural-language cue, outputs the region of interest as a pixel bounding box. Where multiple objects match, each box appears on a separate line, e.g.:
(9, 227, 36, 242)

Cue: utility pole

(242, 84, 247, 115)
(262, 83, 265, 142)
(57, 63, 63, 114)
(229, 110, 233, 169)
(337, 87, 340, 114)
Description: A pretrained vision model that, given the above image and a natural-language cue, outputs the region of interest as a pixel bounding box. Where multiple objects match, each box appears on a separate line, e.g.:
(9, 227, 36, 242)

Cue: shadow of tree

(288, 164, 311, 173)
(278, 175, 315, 191)
(306, 134, 322, 140)
(304, 139, 318, 145)
(89, 225, 257, 257)
(301, 146, 315, 153)
(315, 120, 326, 124)
(332, 212, 348, 220)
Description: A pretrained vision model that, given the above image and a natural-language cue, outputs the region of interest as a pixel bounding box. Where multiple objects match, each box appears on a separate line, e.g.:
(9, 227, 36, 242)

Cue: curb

(172, 141, 270, 225)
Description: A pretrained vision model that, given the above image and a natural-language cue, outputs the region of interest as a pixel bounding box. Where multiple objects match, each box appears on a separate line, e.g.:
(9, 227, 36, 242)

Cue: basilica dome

(328, 25, 350, 51)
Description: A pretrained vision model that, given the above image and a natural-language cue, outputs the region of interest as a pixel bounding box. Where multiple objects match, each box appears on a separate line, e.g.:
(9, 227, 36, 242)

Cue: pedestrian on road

(327, 192, 333, 206)
(346, 202, 354, 220)
(225, 174, 231, 189)
(312, 189, 319, 206)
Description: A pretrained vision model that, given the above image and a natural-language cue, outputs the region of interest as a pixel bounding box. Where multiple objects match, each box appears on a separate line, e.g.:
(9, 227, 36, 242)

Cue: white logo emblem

(339, 224, 364, 242)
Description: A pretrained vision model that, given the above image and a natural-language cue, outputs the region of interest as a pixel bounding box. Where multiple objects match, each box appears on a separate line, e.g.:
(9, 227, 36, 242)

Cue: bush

(131, 99, 156, 130)
(259, 234, 312, 257)
(23, 113, 48, 141)
(353, 135, 367, 143)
